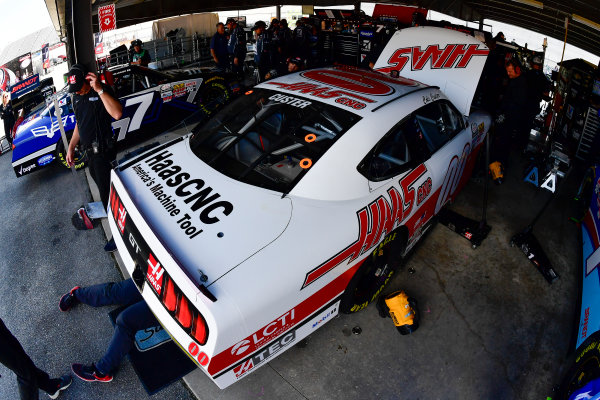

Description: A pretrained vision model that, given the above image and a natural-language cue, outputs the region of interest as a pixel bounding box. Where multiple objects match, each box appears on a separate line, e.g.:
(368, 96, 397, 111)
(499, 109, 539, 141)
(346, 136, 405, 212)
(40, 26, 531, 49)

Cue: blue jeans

(74, 279, 158, 375)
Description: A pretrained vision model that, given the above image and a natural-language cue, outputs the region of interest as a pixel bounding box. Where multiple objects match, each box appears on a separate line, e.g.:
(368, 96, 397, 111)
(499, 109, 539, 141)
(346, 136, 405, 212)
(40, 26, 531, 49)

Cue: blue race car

(11, 64, 239, 177)
(556, 164, 600, 399)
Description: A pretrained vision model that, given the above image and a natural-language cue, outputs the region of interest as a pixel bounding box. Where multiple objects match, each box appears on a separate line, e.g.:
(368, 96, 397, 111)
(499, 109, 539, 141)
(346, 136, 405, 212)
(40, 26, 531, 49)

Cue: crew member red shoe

(71, 363, 113, 383)
(58, 286, 80, 312)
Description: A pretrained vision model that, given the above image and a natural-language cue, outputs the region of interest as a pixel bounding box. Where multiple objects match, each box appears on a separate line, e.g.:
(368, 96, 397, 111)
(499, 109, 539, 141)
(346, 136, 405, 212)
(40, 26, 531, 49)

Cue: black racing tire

(340, 230, 406, 314)
(198, 75, 231, 117)
(56, 135, 86, 170)
(555, 331, 600, 400)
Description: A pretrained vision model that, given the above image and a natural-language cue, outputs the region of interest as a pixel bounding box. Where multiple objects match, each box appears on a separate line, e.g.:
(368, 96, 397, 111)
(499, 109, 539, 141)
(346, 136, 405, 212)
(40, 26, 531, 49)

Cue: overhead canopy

(44, 0, 600, 57)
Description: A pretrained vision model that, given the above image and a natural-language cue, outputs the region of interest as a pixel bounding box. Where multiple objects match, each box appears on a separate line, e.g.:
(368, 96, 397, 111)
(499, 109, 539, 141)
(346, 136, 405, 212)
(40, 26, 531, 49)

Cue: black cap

(252, 21, 266, 30)
(131, 39, 142, 47)
(271, 18, 279, 24)
(67, 64, 86, 93)
(226, 18, 236, 25)
(288, 56, 304, 66)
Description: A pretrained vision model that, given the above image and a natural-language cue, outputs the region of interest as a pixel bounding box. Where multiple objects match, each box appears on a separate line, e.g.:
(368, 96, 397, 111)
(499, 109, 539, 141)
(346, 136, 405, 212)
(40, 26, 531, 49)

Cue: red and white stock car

(107, 27, 491, 388)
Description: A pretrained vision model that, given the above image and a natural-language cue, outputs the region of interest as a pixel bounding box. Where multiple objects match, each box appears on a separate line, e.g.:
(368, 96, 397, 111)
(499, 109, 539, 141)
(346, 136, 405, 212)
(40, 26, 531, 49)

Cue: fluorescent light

(511, 0, 544, 9)
(572, 14, 600, 31)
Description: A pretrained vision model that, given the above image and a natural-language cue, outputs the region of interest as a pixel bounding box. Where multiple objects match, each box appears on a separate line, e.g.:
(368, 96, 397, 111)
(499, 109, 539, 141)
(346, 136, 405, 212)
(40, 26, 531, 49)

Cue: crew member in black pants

(65, 64, 123, 252)
(65, 64, 123, 208)
(0, 318, 71, 399)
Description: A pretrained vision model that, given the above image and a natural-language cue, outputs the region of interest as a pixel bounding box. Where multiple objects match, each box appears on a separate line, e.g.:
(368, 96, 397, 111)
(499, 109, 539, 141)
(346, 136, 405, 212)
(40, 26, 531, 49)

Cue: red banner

(99, 4, 116, 33)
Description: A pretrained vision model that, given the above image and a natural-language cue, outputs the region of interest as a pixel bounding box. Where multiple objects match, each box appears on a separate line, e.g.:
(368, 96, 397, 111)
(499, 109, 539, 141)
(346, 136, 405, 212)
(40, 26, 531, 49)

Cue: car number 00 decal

(301, 70, 394, 96)
(112, 92, 154, 141)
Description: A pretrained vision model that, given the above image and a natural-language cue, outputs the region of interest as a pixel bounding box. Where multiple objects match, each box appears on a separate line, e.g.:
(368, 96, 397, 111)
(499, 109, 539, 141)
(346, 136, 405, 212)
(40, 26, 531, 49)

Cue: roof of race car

(255, 66, 430, 115)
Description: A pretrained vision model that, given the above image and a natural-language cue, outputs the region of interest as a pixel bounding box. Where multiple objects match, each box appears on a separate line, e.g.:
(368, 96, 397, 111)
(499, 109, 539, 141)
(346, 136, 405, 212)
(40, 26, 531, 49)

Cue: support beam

(276, 5, 281, 20)
(70, 0, 96, 73)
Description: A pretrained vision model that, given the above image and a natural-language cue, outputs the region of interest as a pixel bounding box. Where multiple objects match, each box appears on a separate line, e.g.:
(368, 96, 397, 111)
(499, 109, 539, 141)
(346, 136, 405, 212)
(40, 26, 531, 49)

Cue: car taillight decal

(109, 183, 209, 345)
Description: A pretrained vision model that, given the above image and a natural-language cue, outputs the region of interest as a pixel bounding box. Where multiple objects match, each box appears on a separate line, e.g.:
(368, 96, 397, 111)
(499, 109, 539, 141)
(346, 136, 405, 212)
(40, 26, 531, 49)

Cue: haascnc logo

(231, 339, 250, 356)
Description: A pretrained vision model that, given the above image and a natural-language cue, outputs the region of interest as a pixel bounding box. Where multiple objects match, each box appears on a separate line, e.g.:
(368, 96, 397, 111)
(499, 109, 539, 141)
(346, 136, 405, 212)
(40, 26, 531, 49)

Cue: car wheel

(56, 136, 86, 170)
(340, 230, 405, 314)
(199, 76, 230, 117)
(556, 331, 600, 400)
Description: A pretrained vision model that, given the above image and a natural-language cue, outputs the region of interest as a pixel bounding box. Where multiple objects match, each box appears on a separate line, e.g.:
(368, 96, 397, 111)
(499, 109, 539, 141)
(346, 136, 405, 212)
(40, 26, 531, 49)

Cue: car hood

(114, 137, 293, 286)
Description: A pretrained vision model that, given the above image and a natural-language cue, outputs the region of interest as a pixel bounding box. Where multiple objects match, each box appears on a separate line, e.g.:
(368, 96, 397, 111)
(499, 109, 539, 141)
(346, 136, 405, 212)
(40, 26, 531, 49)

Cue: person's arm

(86, 72, 122, 120)
(142, 51, 151, 66)
(210, 48, 219, 64)
(66, 123, 80, 167)
(210, 35, 219, 64)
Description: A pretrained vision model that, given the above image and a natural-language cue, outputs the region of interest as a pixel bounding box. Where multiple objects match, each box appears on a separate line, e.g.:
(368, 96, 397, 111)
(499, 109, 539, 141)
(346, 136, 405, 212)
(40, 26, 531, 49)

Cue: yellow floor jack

(377, 291, 419, 335)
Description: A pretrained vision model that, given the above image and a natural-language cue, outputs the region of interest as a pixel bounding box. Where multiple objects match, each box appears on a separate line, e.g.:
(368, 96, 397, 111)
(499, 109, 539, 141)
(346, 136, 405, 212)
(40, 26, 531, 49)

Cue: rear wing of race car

(374, 26, 489, 116)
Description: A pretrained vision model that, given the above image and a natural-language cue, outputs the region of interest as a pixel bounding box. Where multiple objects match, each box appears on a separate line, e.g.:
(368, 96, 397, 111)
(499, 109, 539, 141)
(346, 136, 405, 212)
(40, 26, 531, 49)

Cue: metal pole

(480, 127, 490, 226)
(560, 17, 569, 66)
(53, 95, 88, 203)
(70, 0, 95, 72)
(549, 17, 569, 136)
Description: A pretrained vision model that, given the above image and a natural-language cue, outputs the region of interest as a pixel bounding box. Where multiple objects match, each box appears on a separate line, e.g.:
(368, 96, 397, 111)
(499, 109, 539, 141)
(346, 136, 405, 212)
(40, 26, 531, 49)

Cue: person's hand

(233, 57, 239, 66)
(66, 147, 74, 167)
(86, 72, 102, 93)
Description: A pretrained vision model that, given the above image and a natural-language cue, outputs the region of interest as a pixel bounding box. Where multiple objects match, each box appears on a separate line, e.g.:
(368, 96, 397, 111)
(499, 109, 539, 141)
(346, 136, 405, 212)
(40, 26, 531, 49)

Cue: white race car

(107, 27, 491, 388)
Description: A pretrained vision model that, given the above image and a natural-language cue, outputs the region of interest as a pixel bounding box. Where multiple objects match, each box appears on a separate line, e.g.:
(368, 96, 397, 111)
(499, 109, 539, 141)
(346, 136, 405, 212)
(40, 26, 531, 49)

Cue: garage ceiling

(44, 0, 600, 57)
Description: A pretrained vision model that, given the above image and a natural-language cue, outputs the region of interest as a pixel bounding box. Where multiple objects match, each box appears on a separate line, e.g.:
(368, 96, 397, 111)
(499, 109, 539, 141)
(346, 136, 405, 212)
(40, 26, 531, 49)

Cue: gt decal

(302, 164, 427, 289)
(112, 92, 154, 141)
(376, 44, 489, 74)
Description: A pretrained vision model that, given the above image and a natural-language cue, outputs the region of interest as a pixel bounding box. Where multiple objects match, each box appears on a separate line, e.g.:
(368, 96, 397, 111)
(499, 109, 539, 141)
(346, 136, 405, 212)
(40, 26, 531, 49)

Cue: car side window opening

(114, 74, 134, 98)
(414, 100, 463, 153)
(190, 89, 361, 193)
(360, 115, 432, 181)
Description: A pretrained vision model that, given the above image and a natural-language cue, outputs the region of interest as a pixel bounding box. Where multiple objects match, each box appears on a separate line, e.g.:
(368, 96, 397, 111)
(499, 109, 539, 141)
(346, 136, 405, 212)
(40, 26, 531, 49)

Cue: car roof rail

(371, 86, 439, 113)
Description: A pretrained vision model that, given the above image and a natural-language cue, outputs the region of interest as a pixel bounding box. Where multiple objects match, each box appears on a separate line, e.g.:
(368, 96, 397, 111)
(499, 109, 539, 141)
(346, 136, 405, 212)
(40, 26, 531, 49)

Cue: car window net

(190, 89, 360, 193)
